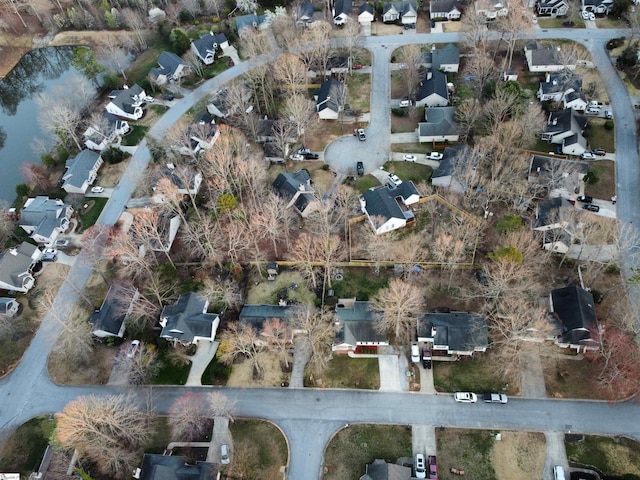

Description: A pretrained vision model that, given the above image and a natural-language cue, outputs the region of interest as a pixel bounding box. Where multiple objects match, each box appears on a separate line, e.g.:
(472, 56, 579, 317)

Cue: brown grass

(225, 352, 291, 387)
(584, 160, 615, 200)
(99, 159, 130, 188)
(492, 432, 546, 480)
(540, 349, 610, 400)
(48, 343, 116, 385)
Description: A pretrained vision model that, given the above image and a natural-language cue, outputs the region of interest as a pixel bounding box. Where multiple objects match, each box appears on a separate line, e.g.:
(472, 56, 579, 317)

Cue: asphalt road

(1, 26, 640, 480)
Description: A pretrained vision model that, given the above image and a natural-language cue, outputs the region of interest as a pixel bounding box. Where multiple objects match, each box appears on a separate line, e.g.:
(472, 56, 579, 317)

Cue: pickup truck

(483, 393, 508, 404)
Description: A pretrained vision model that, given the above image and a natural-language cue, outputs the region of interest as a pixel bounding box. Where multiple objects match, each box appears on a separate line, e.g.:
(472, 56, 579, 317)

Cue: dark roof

(540, 72, 582, 95)
(534, 197, 574, 228)
(298, 1, 316, 19)
(19, 197, 71, 239)
(160, 292, 219, 343)
(432, 44, 459, 69)
(360, 181, 419, 223)
(418, 106, 459, 138)
(430, 0, 461, 13)
(335, 301, 387, 346)
(417, 312, 488, 352)
(138, 454, 219, 480)
(551, 285, 598, 346)
(90, 284, 138, 336)
(0, 297, 18, 315)
(538, 0, 567, 7)
(359, 3, 375, 14)
(544, 109, 587, 136)
(239, 304, 297, 329)
(191, 32, 228, 57)
(108, 84, 145, 115)
(564, 90, 587, 105)
(529, 155, 588, 178)
(0, 242, 38, 291)
(63, 150, 102, 189)
(527, 44, 562, 67)
(360, 459, 412, 480)
(383, 1, 418, 16)
(334, 0, 353, 16)
(432, 144, 472, 178)
(150, 51, 187, 79)
(272, 170, 312, 199)
(236, 13, 267, 31)
(316, 78, 345, 113)
(415, 69, 448, 102)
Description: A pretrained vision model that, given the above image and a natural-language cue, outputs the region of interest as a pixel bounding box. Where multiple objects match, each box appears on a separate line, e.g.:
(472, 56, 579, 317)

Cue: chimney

(431, 326, 437, 337)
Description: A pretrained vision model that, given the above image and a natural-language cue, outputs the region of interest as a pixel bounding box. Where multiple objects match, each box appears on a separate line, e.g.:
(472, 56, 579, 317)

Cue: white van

(411, 343, 420, 363)
(553, 465, 565, 480)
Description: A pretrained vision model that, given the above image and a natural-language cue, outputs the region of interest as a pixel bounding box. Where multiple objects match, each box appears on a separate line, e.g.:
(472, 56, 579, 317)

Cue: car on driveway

(403, 154, 417, 162)
(355, 128, 366, 141)
(483, 393, 508, 404)
(356, 161, 364, 176)
(415, 454, 426, 479)
(454, 392, 477, 403)
(55, 239, 70, 248)
(427, 152, 443, 160)
(127, 340, 141, 358)
(399, 98, 411, 107)
(297, 147, 311, 155)
(584, 204, 600, 212)
(580, 152, 596, 160)
(427, 455, 438, 479)
(289, 154, 304, 161)
(581, 10, 590, 19)
(303, 152, 319, 159)
(591, 148, 606, 156)
(91, 186, 105, 193)
(387, 173, 402, 187)
(42, 248, 58, 262)
(604, 109, 613, 119)
(220, 444, 230, 465)
(577, 195, 593, 203)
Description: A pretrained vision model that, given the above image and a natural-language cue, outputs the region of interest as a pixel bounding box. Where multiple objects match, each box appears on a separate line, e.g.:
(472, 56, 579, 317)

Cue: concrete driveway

(186, 341, 219, 386)
(412, 425, 437, 458)
(378, 355, 402, 391)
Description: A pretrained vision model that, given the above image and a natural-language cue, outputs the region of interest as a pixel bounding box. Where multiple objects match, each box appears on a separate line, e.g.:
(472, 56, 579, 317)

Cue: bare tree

(200, 277, 244, 311)
(168, 393, 213, 441)
(120, 341, 160, 385)
(495, 8, 534, 71)
(299, 21, 332, 80)
(98, 35, 130, 81)
(371, 278, 425, 345)
(121, 9, 148, 50)
(273, 53, 308, 94)
(291, 305, 335, 375)
(261, 318, 292, 367)
(283, 93, 316, 140)
(217, 322, 265, 377)
(20, 163, 53, 191)
(290, 232, 321, 289)
(396, 44, 422, 98)
(462, 52, 499, 100)
(131, 208, 176, 267)
(55, 394, 154, 478)
(270, 10, 298, 50)
(183, 50, 206, 79)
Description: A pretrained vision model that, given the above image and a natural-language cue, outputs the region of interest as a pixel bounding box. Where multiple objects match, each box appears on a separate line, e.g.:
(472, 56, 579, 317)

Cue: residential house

(89, 284, 139, 338)
(255, 118, 297, 144)
(263, 142, 285, 164)
(61, 150, 103, 194)
(153, 165, 203, 199)
(359, 181, 421, 235)
(106, 84, 150, 121)
(83, 112, 130, 151)
(549, 284, 599, 351)
(19, 197, 73, 245)
(174, 113, 221, 156)
(190, 32, 229, 65)
(0, 297, 21, 317)
(536, 0, 569, 16)
(382, 1, 418, 25)
(533, 197, 578, 253)
(414, 69, 449, 107)
(296, 2, 317, 26)
(418, 106, 460, 143)
(429, 0, 462, 20)
(333, 298, 388, 353)
(0, 242, 41, 293)
(537, 71, 582, 102)
(358, 3, 375, 27)
(431, 144, 474, 191)
(542, 109, 588, 155)
(238, 304, 309, 344)
(149, 51, 191, 85)
(333, 0, 353, 25)
(528, 154, 588, 199)
(475, 0, 508, 19)
(582, 0, 613, 14)
(236, 13, 268, 34)
(524, 41, 576, 72)
(159, 292, 220, 346)
(431, 43, 460, 72)
(417, 311, 489, 357)
(563, 90, 588, 111)
(316, 78, 345, 119)
(207, 87, 241, 118)
(135, 454, 219, 480)
(147, 213, 181, 253)
(359, 459, 412, 480)
(272, 170, 320, 217)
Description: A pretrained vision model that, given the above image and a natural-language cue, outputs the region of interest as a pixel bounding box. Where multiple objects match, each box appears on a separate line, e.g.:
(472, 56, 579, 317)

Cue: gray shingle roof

(138, 454, 219, 480)
(160, 292, 218, 344)
(432, 43, 459, 69)
(335, 301, 387, 346)
(533, 196, 573, 228)
(430, 0, 461, 13)
(540, 72, 582, 95)
(360, 459, 412, 480)
(298, 1, 316, 19)
(150, 51, 186, 80)
(418, 106, 459, 138)
(334, 0, 353, 16)
(62, 150, 101, 189)
(236, 13, 267, 31)
(90, 284, 138, 336)
(360, 181, 419, 223)
(415, 69, 448, 102)
(359, 3, 375, 14)
(529, 154, 588, 178)
(272, 170, 312, 199)
(432, 144, 471, 178)
(316, 78, 345, 114)
(544, 109, 587, 137)
(19, 197, 71, 239)
(417, 312, 488, 352)
(551, 285, 598, 346)
(383, 1, 418, 16)
(191, 33, 228, 57)
(239, 304, 298, 329)
(0, 242, 38, 291)
(108, 84, 145, 115)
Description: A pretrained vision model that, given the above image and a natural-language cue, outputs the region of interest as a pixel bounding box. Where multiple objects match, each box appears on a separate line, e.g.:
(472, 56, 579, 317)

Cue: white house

(537, 71, 582, 102)
(537, 0, 569, 16)
(61, 150, 103, 194)
(525, 42, 576, 73)
(359, 181, 421, 234)
(414, 70, 449, 107)
(149, 51, 191, 85)
(430, 0, 462, 19)
(542, 109, 588, 156)
(333, 0, 353, 24)
(190, 32, 229, 65)
(105, 84, 151, 121)
(272, 170, 320, 218)
(159, 292, 220, 346)
(19, 197, 73, 245)
(475, 0, 508, 19)
(315, 78, 345, 120)
(382, 1, 418, 24)
(0, 242, 41, 293)
(332, 299, 388, 353)
(358, 3, 375, 26)
(83, 112, 130, 151)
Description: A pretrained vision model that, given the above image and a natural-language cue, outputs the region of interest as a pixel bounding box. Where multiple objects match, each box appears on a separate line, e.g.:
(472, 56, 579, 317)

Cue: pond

(0, 46, 91, 204)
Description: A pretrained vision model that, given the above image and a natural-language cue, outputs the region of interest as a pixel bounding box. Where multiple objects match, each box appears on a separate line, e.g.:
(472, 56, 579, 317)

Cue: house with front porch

(417, 311, 488, 357)
(418, 106, 460, 143)
(429, 0, 462, 19)
(475, 0, 508, 19)
(582, 0, 613, 14)
(359, 181, 420, 235)
(414, 70, 449, 107)
(106, 84, 150, 121)
(83, 112, 130, 151)
(190, 32, 229, 65)
(382, 1, 418, 25)
(61, 150, 104, 194)
(159, 292, 220, 346)
(541, 109, 588, 156)
(537, 0, 569, 16)
(333, 298, 388, 353)
(19, 197, 73, 245)
(316, 78, 345, 120)
(0, 242, 41, 293)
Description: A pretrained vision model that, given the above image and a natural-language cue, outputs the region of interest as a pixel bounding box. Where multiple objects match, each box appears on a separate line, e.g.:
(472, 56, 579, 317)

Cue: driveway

(378, 355, 402, 391)
(186, 341, 219, 386)
(412, 424, 437, 458)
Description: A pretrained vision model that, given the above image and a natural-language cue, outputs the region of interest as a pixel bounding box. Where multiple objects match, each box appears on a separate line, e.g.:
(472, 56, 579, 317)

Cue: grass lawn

(537, 18, 585, 28)
(352, 175, 382, 193)
(390, 142, 439, 155)
(228, 419, 288, 480)
(565, 436, 640, 477)
(0, 308, 39, 373)
(433, 354, 512, 393)
(391, 111, 419, 133)
(245, 270, 317, 305)
(0, 416, 55, 476)
(201, 356, 231, 385)
(347, 73, 371, 113)
(78, 197, 108, 232)
(584, 160, 615, 200)
(583, 119, 615, 152)
(308, 355, 380, 389)
(436, 428, 497, 480)
(122, 125, 149, 146)
(323, 424, 412, 480)
(329, 267, 391, 301)
(153, 350, 192, 385)
(384, 161, 433, 184)
(126, 40, 173, 86)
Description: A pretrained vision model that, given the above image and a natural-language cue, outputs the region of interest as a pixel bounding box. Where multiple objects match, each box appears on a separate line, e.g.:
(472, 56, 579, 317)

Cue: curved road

(1, 26, 639, 480)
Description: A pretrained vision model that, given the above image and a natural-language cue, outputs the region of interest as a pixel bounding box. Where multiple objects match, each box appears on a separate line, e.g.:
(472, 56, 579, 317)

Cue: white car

(220, 444, 230, 465)
(91, 186, 104, 193)
(581, 10, 590, 19)
(387, 173, 402, 187)
(126, 340, 141, 358)
(588, 12, 595, 20)
(580, 152, 596, 160)
(289, 154, 304, 161)
(399, 99, 411, 107)
(403, 154, 417, 162)
(427, 152, 443, 160)
(42, 248, 58, 262)
(415, 454, 427, 479)
(454, 392, 478, 403)
(532, 15, 538, 23)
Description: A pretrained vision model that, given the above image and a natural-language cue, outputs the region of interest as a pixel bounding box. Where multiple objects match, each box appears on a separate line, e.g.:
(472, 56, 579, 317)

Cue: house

(382, 1, 418, 25)
(149, 51, 191, 85)
(272, 170, 320, 217)
(358, 3, 375, 26)
(563, 90, 588, 111)
(0, 297, 21, 317)
(159, 292, 220, 346)
(533, 197, 579, 253)
(549, 284, 599, 351)
(333, 298, 388, 353)
(503, 70, 518, 81)
(315, 78, 345, 119)
(537, 0, 569, 16)
(359, 181, 421, 235)
(174, 113, 220, 156)
(429, 0, 462, 20)
(19, 197, 73, 245)
(528, 154, 588, 199)
(135, 454, 219, 480)
(524, 42, 576, 72)
(582, 0, 614, 14)
(264, 142, 285, 163)
(0, 242, 41, 293)
(537, 71, 582, 102)
(239, 304, 297, 330)
(235, 12, 268, 34)
(431, 144, 474, 191)
(190, 32, 229, 65)
(542, 109, 588, 155)
(296, 2, 317, 26)
(414, 69, 449, 107)
(148, 213, 181, 253)
(153, 165, 203, 198)
(418, 106, 460, 143)
(359, 459, 412, 480)
(61, 150, 103, 194)
(106, 84, 150, 121)
(89, 284, 139, 338)
(431, 43, 460, 72)
(417, 311, 488, 356)
(83, 112, 130, 151)
(333, 0, 353, 25)
(475, 0, 508, 19)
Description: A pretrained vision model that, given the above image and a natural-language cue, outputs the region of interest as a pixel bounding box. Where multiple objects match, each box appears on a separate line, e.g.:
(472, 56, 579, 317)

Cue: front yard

(347, 73, 371, 113)
(565, 435, 640, 477)
(228, 419, 288, 480)
(433, 354, 513, 394)
(306, 355, 380, 389)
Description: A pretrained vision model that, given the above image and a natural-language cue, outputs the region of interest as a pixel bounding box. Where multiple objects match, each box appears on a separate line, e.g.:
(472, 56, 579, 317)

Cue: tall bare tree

(273, 53, 308, 94)
(283, 93, 316, 140)
(217, 322, 265, 377)
(371, 278, 425, 345)
(261, 318, 292, 368)
(292, 305, 335, 375)
(396, 44, 422, 98)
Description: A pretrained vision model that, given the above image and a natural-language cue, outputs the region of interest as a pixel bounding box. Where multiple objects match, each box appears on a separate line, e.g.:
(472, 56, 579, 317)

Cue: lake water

(0, 47, 84, 204)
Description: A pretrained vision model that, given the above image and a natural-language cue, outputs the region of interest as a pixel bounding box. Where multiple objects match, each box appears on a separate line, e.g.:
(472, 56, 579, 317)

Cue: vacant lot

(433, 354, 513, 394)
(307, 355, 380, 389)
(541, 352, 610, 400)
(565, 436, 640, 477)
(226, 352, 291, 388)
(584, 160, 615, 200)
(324, 424, 412, 480)
(227, 419, 288, 480)
(347, 73, 371, 113)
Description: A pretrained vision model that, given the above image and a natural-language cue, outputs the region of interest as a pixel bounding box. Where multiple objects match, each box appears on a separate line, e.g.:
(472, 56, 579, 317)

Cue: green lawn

(308, 355, 380, 389)
(385, 161, 433, 184)
(537, 17, 586, 28)
(565, 436, 640, 477)
(228, 419, 288, 478)
(323, 425, 412, 480)
(390, 143, 437, 155)
(583, 119, 615, 152)
(0, 416, 55, 476)
(126, 40, 173, 86)
(153, 350, 192, 385)
(329, 267, 391, 301)
(436, 429, 499, 480)
(433, 354, 512, 393)
(78, 197, 108, 232)
(122, 125, 149, 146)
(352, 175, 381, 193)
(201, 356, 231, 385)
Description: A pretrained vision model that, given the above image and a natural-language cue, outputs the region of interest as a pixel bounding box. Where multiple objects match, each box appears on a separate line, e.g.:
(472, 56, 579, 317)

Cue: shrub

(606, 264, 620, 274)
(102, 147, 126, 164)
(15, 184, 29, 197)
(495, 214, 523, 234)
(41, 153, 56, 167)
(604, 120, 615, 130)
(56, 145, 70, 162)
(585, 168, 599, 185)
(392, 108, 408, 116)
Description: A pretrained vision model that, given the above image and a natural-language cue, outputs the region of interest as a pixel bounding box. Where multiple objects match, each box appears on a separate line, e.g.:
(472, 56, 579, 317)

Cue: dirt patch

(492, 432, 546, 480)
(225, 352, 291, 387)
(49, 342, 116, 385)
(100, 158, 131, 188)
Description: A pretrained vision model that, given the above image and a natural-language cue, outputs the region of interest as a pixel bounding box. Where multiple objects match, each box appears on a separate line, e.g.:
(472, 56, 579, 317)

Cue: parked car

(581, 10, 590, 19)
(577, 195, 593, 203)
(352, 63, 363, 69)
(387, 173, 402, 187)
(427, 152, 443, 160)
(415, 454, 427, 479)
(289, 154, 304, 161)
(399, 98, 411, 107)
(422, 346, 432, 369)
(454, 392, 477, 403)
(355, 128, 366, 141)
(584, 204, 600, 212)
(220, 444, 230, 465)
(297, 147, 311, 155)
(553, 465, 565, 480)
(591, 148, 606, 156)
(483, 393, 508, 404)
(411, 342, 420, 363)
(126, 340, 141, 358)
(604, 109, 613, 119)
(356, 161, 364, 176)
(54, 239, 70, 248)
(588, 12, 596, 20)
(303, 153, 319, 160)
(91, 186, 105, 193)
(532, 15, 537, 23)
(580, 152, 596, 160)
(403, 154, 417, 162)
(42, 248, 58, 262)
(427, 455, 438, 479)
